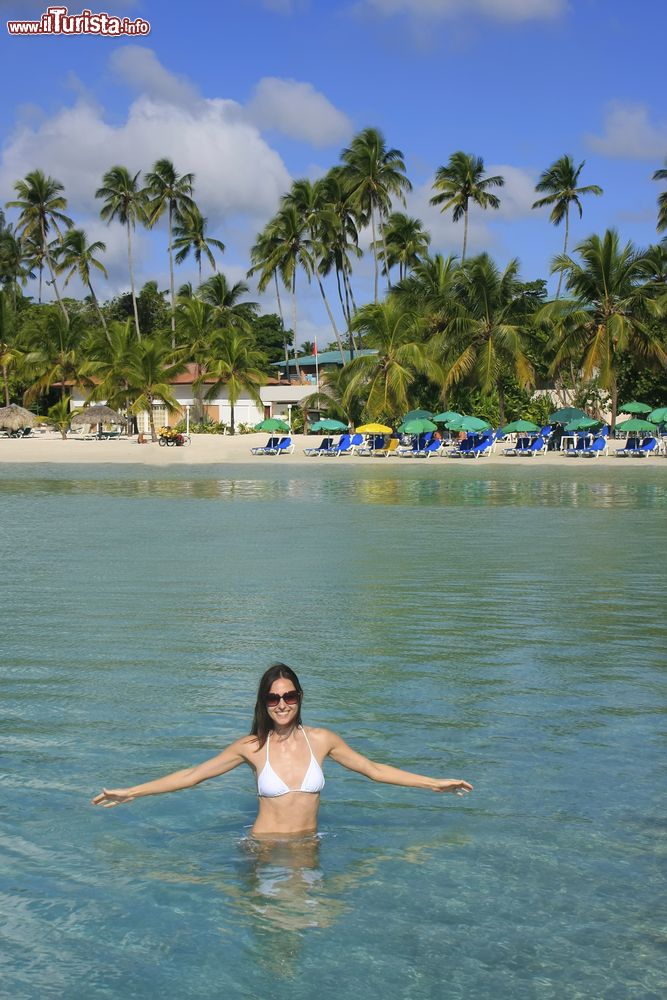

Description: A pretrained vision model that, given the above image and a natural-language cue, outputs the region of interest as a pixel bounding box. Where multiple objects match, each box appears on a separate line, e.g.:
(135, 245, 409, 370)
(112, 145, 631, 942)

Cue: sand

(1, 431, 665, 467)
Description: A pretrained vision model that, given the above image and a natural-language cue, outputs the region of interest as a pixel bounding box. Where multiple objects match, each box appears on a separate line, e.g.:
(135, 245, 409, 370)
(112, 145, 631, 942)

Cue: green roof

(273, 349, 376, 368)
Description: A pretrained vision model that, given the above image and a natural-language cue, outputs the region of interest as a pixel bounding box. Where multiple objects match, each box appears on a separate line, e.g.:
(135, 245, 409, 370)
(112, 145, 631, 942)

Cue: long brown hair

(250, 663, 303, 749)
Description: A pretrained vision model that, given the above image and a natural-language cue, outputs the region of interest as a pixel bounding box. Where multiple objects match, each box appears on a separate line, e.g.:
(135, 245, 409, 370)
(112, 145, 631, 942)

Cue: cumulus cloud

(585, 101, 667, 160)
(246, 77, 353, 147)
(110, 46, 200, 108)
(358, 0, 565, 22)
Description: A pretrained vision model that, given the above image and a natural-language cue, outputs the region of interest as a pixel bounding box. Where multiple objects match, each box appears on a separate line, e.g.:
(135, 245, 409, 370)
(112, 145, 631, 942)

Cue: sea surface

(1, 462, 665, 1000)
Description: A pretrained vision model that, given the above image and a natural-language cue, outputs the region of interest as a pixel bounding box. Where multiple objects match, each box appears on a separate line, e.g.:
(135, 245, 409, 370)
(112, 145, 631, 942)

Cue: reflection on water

(0, 463, 665, 508)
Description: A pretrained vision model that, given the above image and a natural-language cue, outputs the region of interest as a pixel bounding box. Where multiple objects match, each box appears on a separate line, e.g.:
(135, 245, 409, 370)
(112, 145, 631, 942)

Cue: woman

(92, 663, 473, 837)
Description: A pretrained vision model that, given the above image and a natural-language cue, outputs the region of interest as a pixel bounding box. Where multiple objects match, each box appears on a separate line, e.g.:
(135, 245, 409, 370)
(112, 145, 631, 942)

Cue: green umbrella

(255, 417, 290, 433)
(616, 418, 658, 433)
(310, 419, 348, 432)
(446, 415, 491, 432)
(548, 406, 587, 423)
(402, 409, 434, 422)
(398, 417, 438, 434)
(563, 417, 601, 432)
(647, 407, 667, 423)
(431, 410, 462, 423)
(501, 419, 540, 434)
(618, 400, 652, 414)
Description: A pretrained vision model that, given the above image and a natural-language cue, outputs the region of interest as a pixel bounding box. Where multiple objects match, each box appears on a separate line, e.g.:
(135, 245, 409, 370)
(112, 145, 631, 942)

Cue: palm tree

(144, 158, 195, 345)
(340, 127, 412, 301)
(173, 205, 225, 284)
(343, 300, 442, 423)
(0, 289, 20, 405)
(441, 254, 535, 425)
(430, 152, 504, 262)
(532, 155, 603, 296)
(95, 166, 147, 339)
(83, 319, 139, 431)
(21, 306, 87, 402)
(201, 327, 267, 434)
(56, 228, 109, 337)
(378, 212, 431, 282)
(317, 167, 362, 349)
(126, 335, 188, 441)
(546, 229, 666, 428)
(653, 160, 667, 232)
(6, 169, 73, 320)
(249, 218, 297, 378)
(0, 221, 34, 307)
(199, 272, 258, 329)
(175, 295, 218, 420)
(391, 252, 459, 339)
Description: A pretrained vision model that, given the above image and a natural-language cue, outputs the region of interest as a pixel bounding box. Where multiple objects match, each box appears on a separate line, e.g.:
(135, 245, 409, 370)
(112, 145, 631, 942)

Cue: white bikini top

(257, 726, 325, 798)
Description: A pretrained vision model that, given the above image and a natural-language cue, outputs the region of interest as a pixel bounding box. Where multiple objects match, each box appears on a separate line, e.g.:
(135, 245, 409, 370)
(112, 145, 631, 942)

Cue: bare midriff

(251, 791, 320, 838)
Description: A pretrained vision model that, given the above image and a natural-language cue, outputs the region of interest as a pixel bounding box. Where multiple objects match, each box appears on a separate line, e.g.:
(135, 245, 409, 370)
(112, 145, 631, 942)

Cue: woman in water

(92, 663, 473, 837)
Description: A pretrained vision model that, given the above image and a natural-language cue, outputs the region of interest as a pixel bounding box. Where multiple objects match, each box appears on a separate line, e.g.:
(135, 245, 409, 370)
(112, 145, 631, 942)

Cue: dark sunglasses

(266, 690, 300, 707)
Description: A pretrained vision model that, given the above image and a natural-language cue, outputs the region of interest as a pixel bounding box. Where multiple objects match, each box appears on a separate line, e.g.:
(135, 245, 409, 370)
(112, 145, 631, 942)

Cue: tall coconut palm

(391, 252, 459, 339)
(377, 212, 431, 282)
(95, 166, 147, 339)
(6, 169, 73, 320)
(653, 160, 667, 233)
(173, 205, 225, 284)
(144, 158, 195, 346)
(0, 224, 34, 308)
(282, 179, 347, 362)
(249, 221, 293, 380)
(441, 254, 535, 425)
(343, 300, 443, 423)
(532, 155, 603, 296)
(317, 167, 362, 346)
(199, 272, 258, 329)
(0, 289, 20, 405)
(175, 296, 218, 421)
(81, 318, 138, 432)
(546, 229, 666, 428)
(56, 228, 109, 337)
(126, 335, 188, 441)
(340, 127, 412, 302)
(430, 152, 504, 262)
(201, 327, 267, 435)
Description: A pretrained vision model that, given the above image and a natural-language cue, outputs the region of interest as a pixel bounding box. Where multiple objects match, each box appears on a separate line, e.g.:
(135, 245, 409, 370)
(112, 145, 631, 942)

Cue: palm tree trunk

(147, 394, 157, 442)
(343, 270, 359, 351)
(335, 266, 354, 360)
(273, 273, 290, 381)
(370, 204, 379, 303)
(168, 202, 176, 348)
(291, 274, 302, 380)
(316, 274, 346, 363)
(42, 220, 68, 322)
(88, 281, 110, 342)
(497, 381, 506, 426)
(556, 209, 569, 299)
(610, 379, 618, 432)
(230, 401, 235, 436)
(127, 220, 141, 340)
(2, 363, 9, 406)
(38, 263, 43, 304)
(462, 207, 469, 262)
(379, 215, 392, 292)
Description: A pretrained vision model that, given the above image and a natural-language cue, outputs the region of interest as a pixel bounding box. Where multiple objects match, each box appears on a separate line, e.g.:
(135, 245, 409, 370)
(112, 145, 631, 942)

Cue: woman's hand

(432, 780, 473, 795)
(91, 788, 136, 808)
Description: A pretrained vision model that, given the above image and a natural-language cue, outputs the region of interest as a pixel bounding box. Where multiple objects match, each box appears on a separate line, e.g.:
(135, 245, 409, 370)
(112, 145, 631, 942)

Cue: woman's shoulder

(303, 725, 339, 747)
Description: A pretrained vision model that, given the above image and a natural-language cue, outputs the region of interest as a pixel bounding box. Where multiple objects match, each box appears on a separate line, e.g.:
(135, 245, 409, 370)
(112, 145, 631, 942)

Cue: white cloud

(110, 46, 200, 108)
(585, 101, 667, 160)
(246, 77, 353, 147)
(359, 0, 565, 22)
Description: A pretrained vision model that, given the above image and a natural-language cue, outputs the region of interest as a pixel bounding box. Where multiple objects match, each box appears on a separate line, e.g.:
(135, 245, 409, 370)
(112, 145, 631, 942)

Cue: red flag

(313, 338, 318, 357)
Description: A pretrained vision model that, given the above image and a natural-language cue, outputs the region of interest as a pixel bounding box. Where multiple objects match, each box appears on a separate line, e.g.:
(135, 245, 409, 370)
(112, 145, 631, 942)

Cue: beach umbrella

(445, 415, 491, 432)
(310, 418, 348, 432)
(548, 406, 587, 423)
(500, 419, 540, 435)
(615, 418, 658, 433)
(648, 406, 667, 423)
(398, 417, 437, 434)
(0, 403, 39, 430)
(563, 417, 601, 432)
(401, 409, 433, 422)
(255, 417, 290, 433)
(70, 405, 124, 426)
(431, 410, 462, 423)
(618, 400, 652, 414)
(356, 422, 393, 434)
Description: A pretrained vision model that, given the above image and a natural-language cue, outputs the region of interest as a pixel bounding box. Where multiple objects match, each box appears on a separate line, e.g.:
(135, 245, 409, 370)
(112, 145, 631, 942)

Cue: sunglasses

(265, 690, 300, 707)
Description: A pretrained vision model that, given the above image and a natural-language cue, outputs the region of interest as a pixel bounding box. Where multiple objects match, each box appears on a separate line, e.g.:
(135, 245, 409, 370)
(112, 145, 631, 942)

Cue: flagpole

(314, 338, 319, 390)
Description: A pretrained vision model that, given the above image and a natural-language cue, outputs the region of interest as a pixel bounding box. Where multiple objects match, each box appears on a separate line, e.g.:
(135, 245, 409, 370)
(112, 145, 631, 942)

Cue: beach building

(273, 349, 376, 384)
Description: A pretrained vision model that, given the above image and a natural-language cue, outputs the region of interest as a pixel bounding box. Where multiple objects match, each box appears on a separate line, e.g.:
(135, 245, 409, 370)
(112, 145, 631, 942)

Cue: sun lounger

(461, 437, 493, 458)
(565, 436, 607, 457)
(413, 438, 442, 457)
(303, 437, 333, 456)
(372, 438, 399, 457)
(616, 437, 640, 457)
(265, 436, 294, 455)
(321, 433, 351, 456)
(356, 434, 385, 456)
(513, 436, 546, 456)
(251, 436, 280, 455)
(630, 437, 658, 457)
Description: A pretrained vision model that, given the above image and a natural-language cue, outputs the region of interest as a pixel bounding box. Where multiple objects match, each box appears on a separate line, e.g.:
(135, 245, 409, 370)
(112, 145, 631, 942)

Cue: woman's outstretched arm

(91, 738, 251, 808)
(324, 731, 472, 795)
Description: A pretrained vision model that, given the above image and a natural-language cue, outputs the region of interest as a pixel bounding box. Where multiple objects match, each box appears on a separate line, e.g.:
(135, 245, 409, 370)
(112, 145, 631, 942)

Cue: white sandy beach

(1, 431, 665, 467)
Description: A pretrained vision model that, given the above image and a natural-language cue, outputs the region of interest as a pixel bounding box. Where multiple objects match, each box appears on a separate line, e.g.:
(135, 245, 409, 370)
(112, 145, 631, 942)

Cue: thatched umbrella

(0, 404, 39, 430)
(70, 405, 124, 427)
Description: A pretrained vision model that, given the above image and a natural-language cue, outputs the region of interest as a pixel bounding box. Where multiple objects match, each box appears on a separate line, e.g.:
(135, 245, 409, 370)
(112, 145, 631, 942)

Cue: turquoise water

(1, 463, 665, 1000)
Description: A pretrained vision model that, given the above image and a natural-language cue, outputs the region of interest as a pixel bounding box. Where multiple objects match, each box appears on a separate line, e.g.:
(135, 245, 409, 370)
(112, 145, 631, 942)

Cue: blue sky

(1, 0, 665, 345)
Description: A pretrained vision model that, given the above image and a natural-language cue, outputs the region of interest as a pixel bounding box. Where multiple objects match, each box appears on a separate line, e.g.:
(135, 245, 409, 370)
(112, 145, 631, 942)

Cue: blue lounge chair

(462, 436, 493, 458)
(265, 436, 294, 455)
(303, 436, 333, 456)
(631, 437, 658, 457)
(322, 433, 352, 456)
(616, 437, 640, 457)
(251, 435, 279, 455)
(414, 438, 442, 457)
(514, 436, 546, 456)
(356, 434, 385, 456)
(566, 436, 607, 458)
